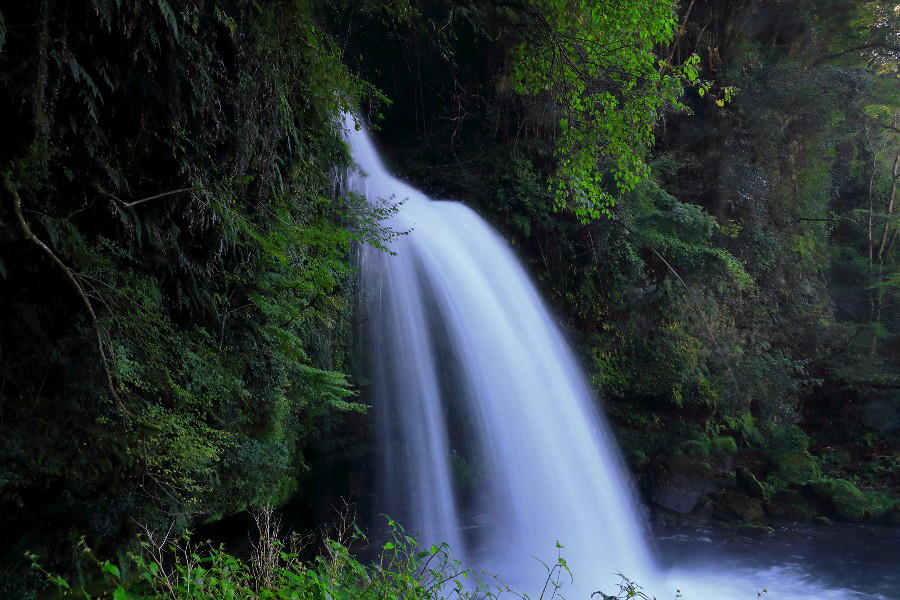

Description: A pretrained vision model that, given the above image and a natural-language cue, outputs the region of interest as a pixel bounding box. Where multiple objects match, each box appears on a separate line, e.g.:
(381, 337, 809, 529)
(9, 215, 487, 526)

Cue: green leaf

(102, 560, 121, 579)
(113, 586, 129, 600)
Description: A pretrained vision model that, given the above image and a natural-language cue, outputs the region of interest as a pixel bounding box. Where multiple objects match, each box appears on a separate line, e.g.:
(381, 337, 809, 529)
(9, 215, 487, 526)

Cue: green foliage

(681, 435, 736, 458)
(770, 424, 811, 455)
(808, 478, 897, 522)
(0, 0, 382, 585)
(30, 518, 577, 600)
(508, 0, 699, 220)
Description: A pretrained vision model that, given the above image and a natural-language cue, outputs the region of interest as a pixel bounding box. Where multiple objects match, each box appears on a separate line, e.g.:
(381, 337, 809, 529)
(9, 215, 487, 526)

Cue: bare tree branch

(8, 183, 130, 417)
(99, 186, 198, 208)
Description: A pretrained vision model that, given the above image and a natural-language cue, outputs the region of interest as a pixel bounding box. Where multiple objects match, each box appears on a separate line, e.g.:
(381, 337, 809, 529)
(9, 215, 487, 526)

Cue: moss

(710, 436, 737, 455)
(631, 450, 649, 466)
(775, 451, 820, 484)
(808, 478, 897, 522)
(680, 435, 737, 458)
(719, 490, 764, 522)
(736, 466, 765, 499)
(682, 439, 709, 457)
(770, 423, 810, 453)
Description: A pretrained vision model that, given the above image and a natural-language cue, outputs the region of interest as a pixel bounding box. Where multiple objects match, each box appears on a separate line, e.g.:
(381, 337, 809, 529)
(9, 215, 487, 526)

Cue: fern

(154, 0, 181, 40)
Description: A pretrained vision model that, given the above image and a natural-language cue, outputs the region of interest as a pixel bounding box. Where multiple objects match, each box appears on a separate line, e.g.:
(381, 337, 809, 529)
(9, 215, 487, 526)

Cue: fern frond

(0, 9, 6, 54)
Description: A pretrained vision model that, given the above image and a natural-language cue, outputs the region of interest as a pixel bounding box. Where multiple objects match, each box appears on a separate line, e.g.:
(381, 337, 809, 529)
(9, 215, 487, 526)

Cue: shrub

(710, 436, 738, 455)
(770, 424, 810, 454)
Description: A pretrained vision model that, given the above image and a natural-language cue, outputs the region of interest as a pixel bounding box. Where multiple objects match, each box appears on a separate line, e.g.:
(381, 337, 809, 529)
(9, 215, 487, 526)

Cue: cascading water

(345, 115, 889, 600)
(347, 115, 654, 594)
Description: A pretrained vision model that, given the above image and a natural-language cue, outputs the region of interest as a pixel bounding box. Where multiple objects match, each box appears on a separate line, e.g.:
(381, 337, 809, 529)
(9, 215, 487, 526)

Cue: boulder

(807, 479, 895, 522)
(775, 451, 820, 484)
(735, 466, 765, 500)
(717, 490, 764, 522)
(765, 488, 821, 520)
(738, 523, 775, 536)
(650, 456, 719, 514)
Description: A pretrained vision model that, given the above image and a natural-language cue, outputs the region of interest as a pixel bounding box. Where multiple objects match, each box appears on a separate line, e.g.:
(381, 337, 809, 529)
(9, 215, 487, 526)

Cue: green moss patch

(808, 479, 897, 522)
(775, 451, 821, 484)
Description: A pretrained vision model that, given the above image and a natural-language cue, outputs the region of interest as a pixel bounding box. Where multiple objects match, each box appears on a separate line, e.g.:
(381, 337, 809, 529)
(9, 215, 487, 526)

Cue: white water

(344, 116, 891, 600)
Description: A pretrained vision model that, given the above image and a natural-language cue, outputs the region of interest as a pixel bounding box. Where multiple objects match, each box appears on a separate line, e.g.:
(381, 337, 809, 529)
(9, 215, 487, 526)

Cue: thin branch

(8, 183, 129, 417)
(617, 218, 741, 394)
(876, 149, 900, 264)
(814, 42, 900, 65)
(870, 120, 900, 135)
(99, 186, 198, 208)
(790, 216, 834, 223)
(865, 122, 882, 267)
(660, 0, 696, 75)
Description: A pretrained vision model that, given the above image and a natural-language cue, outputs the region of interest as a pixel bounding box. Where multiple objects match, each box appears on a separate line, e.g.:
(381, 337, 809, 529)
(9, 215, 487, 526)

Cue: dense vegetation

(0, 0, 897, 596)
(0, 1, 377, 593)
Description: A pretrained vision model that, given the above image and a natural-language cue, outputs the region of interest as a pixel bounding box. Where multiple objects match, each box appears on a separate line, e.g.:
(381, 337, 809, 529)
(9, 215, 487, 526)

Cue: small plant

(531, 541, 574, 600)
(592, 573, 656, 600)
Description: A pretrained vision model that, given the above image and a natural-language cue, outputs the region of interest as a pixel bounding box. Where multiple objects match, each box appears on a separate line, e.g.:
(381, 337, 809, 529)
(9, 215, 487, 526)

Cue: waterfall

(346, 115, 655, 595)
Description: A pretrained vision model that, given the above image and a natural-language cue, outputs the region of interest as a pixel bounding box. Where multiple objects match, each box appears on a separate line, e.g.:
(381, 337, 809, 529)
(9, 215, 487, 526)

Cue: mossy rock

(681, 436, 737, 458)
(775, 451, 820, 484)
(808, 479, 896, 522)
(736, 466, 765, 499)
(718, 490, 765, 522)
(765, 488, 821, 520)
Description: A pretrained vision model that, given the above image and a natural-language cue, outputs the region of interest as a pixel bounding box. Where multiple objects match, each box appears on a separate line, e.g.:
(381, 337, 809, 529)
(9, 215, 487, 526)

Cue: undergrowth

(30, 509, 662, 600)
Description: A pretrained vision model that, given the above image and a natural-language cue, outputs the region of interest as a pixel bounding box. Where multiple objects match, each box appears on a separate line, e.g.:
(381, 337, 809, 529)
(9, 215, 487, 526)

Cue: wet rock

(807, 479, 894, 522)
(650, 456, 719, 514)
(717, 490, 764, 522)
(735, 466, 765, 499)
(765, 488, 821, 520)
(737, 523, 775, 536)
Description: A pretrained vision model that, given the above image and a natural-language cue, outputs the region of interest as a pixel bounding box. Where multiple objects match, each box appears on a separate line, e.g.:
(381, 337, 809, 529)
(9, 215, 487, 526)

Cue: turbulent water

(345, 115, 895, 600)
